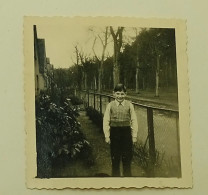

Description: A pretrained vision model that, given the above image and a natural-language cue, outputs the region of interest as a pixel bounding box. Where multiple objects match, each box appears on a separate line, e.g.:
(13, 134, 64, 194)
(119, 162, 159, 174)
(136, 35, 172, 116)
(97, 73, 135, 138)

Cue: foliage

(86, 106, 103, 132)
(120, 43, 137, 89)
(133, 144, 149, 171)
(133, 143, 163, 177)
(119, 28, 177, 90)
(36, 92, 93, 178)
(49, 86, 83, 106)
(102, 56, 114, 90)
(67, 59, 98, 91)
(53, 28, 177, 93)
(68, 95, 83, 105)
(136, 28, 177, 88)
(53, 68, 71, 89)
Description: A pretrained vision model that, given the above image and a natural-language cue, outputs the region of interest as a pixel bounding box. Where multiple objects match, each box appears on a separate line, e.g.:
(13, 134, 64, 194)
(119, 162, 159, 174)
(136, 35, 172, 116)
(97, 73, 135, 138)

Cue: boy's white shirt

(103, 99, 138, 138)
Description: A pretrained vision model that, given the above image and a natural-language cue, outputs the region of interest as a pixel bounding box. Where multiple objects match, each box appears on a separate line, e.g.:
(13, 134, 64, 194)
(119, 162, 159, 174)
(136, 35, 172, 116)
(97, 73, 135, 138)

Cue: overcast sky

(36, 24, 139, 69)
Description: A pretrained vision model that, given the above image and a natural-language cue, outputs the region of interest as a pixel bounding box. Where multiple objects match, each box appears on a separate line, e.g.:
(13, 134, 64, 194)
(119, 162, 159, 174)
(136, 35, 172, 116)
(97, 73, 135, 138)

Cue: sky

(36, 23, 138, 69)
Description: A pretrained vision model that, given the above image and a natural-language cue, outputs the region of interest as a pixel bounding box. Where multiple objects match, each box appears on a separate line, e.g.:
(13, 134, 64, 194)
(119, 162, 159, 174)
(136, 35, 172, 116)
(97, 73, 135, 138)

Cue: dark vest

(110, 100, 131, 127)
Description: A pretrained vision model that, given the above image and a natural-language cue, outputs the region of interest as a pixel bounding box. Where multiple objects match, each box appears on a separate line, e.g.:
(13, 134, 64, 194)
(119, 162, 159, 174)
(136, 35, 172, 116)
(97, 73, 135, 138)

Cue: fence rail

(77, 90, 181, 177)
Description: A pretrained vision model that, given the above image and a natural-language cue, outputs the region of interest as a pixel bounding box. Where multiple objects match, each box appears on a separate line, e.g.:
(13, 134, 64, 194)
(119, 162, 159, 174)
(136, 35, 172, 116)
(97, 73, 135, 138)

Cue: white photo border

(24, 16, 192, 189)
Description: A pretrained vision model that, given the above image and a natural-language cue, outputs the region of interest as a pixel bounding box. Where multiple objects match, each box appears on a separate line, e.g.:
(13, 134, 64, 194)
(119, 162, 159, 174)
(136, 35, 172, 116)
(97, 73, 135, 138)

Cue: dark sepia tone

(24, 17, 191, 189)
(34, 24, 180, 178)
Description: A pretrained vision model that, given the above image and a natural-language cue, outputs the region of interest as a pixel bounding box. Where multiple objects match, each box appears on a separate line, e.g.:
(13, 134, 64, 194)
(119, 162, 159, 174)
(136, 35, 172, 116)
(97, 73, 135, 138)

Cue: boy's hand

(132, 137, 137, 143)
(105, 137, 110, 144)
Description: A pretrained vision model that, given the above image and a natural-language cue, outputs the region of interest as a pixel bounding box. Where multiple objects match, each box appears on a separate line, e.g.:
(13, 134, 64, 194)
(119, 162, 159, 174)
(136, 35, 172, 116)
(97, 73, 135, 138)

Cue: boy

(103, 83, 138, 177)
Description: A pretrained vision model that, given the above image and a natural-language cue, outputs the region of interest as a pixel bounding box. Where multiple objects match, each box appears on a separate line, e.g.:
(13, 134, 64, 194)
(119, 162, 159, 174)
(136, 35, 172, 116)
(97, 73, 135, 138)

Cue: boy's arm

(129, 102, 138, 141)
(103, 103, 111, 141)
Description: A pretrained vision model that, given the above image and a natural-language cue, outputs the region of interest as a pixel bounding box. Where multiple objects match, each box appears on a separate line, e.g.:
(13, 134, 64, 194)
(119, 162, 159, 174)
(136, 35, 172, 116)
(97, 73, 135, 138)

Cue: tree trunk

(110, 26, 124, 87)
(84, 72, 87, 90)
(135, 39, 139, 93)
(143, 76, 145, 90)
(74, 88, 77, 96)
(109, 76, 111, 89)
(81, 71, 84, 90)
(169, 58, 173, 83)
(112, 42, 120, 86)
(98, 68, 101, 92)
(136, 65, 139, 93)
(155, 55, 160, 97)
(91, 81, 93, 90)
(165, 59, 169, 87)
(113, 64, 120, 87)
(94, 76, 97, 91)
(92, 27, 109, 92)
(124, 76, 127, 87)
(98, 62, 103, 92)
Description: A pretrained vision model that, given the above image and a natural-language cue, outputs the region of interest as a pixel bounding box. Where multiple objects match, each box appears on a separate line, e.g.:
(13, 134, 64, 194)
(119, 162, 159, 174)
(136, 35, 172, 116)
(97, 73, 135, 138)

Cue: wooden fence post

(100, 94, 102, 114)
(147, 107, 156, 173)
(87, 91, 89, 107)
(94, 92, 96, 109)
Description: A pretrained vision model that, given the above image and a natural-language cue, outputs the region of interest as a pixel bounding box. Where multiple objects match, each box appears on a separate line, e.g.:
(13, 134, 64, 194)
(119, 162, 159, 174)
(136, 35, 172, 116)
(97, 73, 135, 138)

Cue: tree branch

(98, 34, 104, 47)
(92, 37, 100, 61)
(110, 26, 117, 40)
(74, 45, 80, 66)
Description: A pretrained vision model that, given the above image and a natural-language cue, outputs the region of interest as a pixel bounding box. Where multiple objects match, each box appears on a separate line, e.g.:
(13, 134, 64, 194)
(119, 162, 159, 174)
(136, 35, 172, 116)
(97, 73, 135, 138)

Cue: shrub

(86, 106, 103, 132)
(68, 95, 83, 105)
(36, 93, 93, 178)
(133, 143, 163, 177)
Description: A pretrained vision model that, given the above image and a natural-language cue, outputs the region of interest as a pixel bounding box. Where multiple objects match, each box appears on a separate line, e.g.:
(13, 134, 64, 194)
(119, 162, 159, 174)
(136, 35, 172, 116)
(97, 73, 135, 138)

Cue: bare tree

(78, 49, 89, 90)
(110, 26, 124, 87)
(73, 44, 86, 91)
(133, 27, 140, 93)
(92, 27, 110, 92)
(149, 34, 162, 97)
(73, 45, 80, 94)
(155, 55, 160, 97)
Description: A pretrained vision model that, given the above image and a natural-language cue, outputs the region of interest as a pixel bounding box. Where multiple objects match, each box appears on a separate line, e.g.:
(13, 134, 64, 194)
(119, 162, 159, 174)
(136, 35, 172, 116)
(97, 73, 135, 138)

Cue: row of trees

(54, 27, 177, 96)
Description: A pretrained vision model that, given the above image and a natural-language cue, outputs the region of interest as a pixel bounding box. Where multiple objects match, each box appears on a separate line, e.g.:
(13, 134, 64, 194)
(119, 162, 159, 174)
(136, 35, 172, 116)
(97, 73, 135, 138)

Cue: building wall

(34, 25, 50, 96)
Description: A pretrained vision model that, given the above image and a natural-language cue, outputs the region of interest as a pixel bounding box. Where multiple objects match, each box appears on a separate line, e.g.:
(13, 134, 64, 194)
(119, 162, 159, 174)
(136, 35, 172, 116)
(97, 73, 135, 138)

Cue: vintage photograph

(24, 17, 192, 188)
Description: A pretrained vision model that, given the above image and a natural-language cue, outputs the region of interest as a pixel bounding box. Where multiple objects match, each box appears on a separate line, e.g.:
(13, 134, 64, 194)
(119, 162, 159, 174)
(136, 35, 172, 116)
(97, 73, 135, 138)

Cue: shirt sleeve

(129, 102, 138, 138)
(103, 102, 111, 138)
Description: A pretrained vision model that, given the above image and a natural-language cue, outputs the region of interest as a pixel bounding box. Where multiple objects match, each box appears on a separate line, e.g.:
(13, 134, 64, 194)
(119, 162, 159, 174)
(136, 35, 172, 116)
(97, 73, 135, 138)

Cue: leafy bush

(36, 93, 93, 178)
(133, 143, 163, 177)
(86, 106, 103, 131)
(133, 144, 149, 172)
(68, 95, 83, 105)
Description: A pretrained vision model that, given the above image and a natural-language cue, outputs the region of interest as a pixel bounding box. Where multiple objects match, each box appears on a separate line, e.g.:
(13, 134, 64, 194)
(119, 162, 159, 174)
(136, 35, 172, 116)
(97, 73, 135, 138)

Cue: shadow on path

(78, 111, 112, 176)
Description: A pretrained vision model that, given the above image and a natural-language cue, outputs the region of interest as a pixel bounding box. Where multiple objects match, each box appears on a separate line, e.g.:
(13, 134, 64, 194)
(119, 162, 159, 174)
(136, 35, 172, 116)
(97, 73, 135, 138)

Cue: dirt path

(78, 111, 112, 176)
(78, 111, 144, 177)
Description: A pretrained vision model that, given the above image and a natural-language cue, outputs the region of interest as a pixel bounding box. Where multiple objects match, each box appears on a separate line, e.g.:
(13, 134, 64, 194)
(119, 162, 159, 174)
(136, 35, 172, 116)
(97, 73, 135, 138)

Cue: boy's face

(113, 90, 126, 103)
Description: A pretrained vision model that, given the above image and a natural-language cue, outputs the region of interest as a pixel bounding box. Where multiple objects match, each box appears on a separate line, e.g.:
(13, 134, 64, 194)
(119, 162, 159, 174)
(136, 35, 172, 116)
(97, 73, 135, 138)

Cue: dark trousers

(110, 126, 133, 177)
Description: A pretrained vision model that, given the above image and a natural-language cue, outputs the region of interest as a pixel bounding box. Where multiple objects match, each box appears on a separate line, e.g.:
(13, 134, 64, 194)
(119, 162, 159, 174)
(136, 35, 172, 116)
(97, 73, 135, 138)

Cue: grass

(51, 111, 144, 177)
